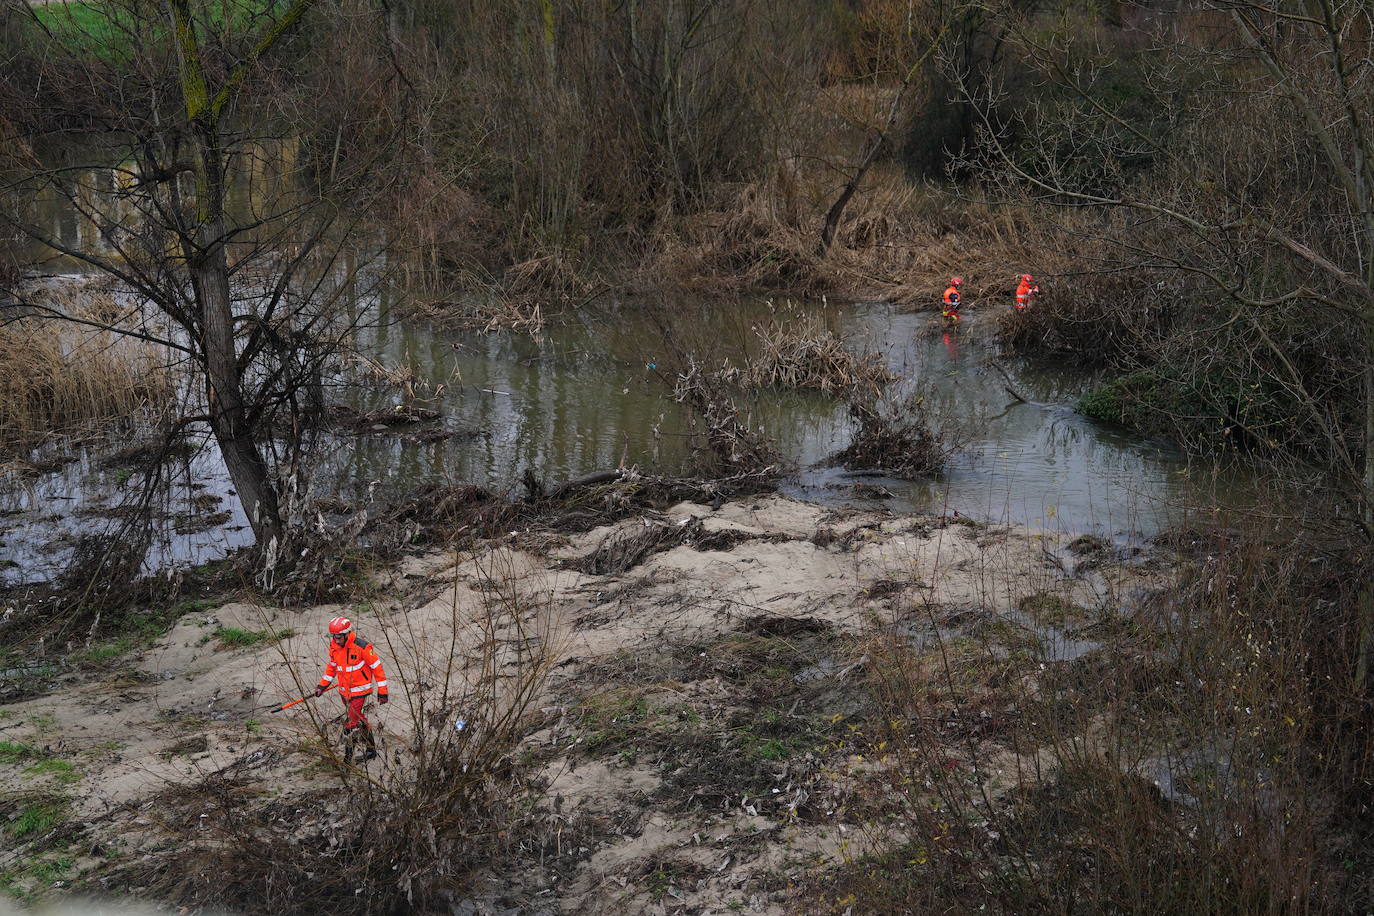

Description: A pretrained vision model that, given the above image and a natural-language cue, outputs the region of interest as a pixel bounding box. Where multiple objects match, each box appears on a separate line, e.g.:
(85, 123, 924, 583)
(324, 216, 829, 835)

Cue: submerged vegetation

(720, 301, 897, 396)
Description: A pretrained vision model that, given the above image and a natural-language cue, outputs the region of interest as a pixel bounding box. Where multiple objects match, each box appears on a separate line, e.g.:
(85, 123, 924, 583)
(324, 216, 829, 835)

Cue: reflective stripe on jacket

(318, 633, 388, 698)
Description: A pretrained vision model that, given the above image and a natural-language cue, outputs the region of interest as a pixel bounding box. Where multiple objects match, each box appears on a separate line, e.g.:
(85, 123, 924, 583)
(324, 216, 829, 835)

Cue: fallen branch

(545, 469, 626, 501)
(989, 360, 1046, 407)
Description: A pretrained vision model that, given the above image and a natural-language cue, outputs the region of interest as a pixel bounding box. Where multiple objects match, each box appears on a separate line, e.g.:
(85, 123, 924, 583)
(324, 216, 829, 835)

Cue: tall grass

(0, 305, 175, 455)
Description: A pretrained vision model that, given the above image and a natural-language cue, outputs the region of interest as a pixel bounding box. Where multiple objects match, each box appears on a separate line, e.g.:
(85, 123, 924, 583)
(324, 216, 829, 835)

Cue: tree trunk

(818, 17, 946, 257)
(1357, 308, 1374, 688)
(193, 129, 284, 550)
(818, 133, 884, 257)
(539, 0, 557, 77)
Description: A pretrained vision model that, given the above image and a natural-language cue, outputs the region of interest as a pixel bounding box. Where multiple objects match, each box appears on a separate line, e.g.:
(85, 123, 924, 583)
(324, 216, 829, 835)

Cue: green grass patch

(0, 742, 38, 765)
(29, 1, 136, 47)
(1017, 592, 1093, 628)
(68, 638, 138, 667)
(23, 759, 81, 785)
(28, 856, 73, 885)
(63, 597, 237, 669)
(29, 0, 280, 58)
(68, 604, 181, 667)
(742, 735, 790, 760)
(737, 707, 814, 761)
(6, 795, 69, 841)
(578, 688, 651, 755)
(0, 869, 32, 903)
(0, 855, 75, 904)
(574, 688, 726, 764)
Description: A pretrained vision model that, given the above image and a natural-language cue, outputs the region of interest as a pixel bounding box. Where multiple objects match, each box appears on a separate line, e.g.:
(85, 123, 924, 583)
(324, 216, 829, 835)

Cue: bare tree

(963, 0, 1374, 672)
(1, 0, 396, 568)
(817, 0, 950, 255)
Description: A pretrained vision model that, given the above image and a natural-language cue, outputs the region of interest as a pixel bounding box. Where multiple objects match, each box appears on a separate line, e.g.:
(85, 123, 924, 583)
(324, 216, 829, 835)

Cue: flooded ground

(0, 291, 1289, 585)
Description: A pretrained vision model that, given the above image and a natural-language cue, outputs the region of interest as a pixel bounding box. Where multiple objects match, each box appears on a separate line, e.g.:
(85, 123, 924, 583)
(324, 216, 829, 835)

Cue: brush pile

(563, 516, 706, 575)
(833, 393, 950, 478)
(673, 361, 782, 476)
(725, 303, 896, 396)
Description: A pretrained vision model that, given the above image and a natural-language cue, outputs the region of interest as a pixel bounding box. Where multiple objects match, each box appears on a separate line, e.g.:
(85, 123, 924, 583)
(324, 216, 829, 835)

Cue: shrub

(841, 521, 1373, 912)
(117, 556, 559, 914)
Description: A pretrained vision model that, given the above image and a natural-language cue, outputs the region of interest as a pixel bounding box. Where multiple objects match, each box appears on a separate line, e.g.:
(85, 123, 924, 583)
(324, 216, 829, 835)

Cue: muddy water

(0, 292, 1286, 586)
(347, 296, 1278, 534)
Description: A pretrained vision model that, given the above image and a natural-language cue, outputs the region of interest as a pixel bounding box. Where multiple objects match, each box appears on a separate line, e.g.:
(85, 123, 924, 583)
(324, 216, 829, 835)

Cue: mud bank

(0, 495, 1172, 913)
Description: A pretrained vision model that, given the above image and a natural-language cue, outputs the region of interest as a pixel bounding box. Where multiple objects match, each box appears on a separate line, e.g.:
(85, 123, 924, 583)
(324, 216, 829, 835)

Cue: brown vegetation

(112, 560, 557, 915)
(823, 519, 1374, 913)
(349, 0, 1072, 315)
(720, 300, 896, 396)
(3, 0, 405, 558)
(0, 296, 174, 454)
(833, 392, 951, 478)
(673, 360, 783, 478)
(5, 0, 1374, 910)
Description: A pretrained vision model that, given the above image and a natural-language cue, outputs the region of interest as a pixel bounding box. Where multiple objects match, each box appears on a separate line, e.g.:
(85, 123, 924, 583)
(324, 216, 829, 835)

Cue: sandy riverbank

(0, 494, 1171, 913)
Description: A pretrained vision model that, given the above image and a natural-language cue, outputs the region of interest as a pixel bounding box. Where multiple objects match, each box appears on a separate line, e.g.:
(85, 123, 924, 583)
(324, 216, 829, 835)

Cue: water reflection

(0, 296, 1290, 585)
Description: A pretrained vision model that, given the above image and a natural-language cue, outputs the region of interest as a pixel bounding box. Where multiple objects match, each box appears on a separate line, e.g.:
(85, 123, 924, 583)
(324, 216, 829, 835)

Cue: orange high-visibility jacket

(318, 633, 388, 699)
(942, 286, 961, 317)
(1015, 281, 1033, 309)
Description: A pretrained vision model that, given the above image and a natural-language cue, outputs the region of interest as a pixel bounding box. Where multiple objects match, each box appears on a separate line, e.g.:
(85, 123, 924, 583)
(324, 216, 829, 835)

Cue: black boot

(358, 727, 378, 763)
(342, 727, 356, 764)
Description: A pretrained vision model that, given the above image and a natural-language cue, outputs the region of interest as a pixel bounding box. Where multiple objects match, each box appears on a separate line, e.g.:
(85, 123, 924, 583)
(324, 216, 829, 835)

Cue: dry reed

(721, 301, 896, 396)
(0, 300, 175, 454)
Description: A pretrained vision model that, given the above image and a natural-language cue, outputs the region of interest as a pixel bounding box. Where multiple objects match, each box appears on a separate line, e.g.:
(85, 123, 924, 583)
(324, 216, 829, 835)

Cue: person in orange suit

(1015, 274, 1040, 311)
(314, 616, 389, 763)
(942, 277, 963, 324)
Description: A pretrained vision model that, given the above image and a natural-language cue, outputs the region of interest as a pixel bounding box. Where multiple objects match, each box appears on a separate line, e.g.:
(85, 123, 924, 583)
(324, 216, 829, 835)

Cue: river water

(0, 286, 1284, 586)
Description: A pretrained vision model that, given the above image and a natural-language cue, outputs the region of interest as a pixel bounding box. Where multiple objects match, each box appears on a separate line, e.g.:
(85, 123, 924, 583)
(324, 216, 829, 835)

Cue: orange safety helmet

(950, 277, 962, 286)
(1021, 274, 1033, 283)
(328, 616, 353, 636)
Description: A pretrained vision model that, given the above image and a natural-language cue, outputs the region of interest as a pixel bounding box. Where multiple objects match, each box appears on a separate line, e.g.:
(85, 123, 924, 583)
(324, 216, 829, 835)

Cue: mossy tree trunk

(163, 0, 317, 552)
